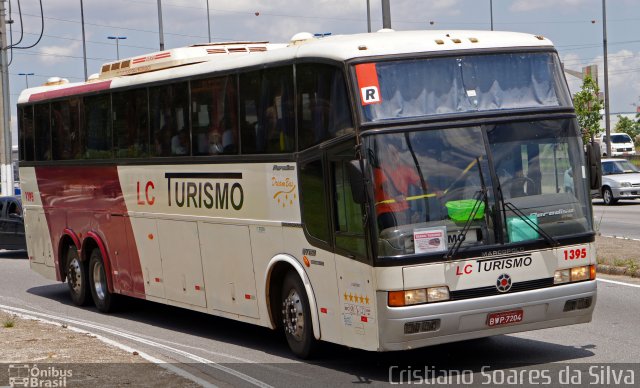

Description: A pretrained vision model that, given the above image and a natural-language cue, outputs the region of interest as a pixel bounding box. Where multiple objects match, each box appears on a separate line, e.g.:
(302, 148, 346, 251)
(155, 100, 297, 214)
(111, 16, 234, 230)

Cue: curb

(596, 264, 639, 278)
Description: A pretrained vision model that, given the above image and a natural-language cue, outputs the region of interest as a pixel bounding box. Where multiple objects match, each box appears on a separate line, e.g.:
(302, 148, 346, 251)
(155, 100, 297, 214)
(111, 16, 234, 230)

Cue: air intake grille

(450, 278, 555, 301)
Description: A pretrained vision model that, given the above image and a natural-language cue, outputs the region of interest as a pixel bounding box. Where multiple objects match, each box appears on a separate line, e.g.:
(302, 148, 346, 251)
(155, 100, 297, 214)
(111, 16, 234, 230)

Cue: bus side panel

(200, 222, 259, 318)
(281, 226, 342, 344)
(157, 219, 207, 307)
(21, 167, 57, 279)
(334, 256, 379, 351)
(32, 166, 145, 296)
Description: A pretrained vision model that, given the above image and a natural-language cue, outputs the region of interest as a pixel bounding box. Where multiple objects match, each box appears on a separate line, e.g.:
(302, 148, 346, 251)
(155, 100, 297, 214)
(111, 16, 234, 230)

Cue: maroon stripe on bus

(35, 166, 145, 298)
(28, 80, 112, 102)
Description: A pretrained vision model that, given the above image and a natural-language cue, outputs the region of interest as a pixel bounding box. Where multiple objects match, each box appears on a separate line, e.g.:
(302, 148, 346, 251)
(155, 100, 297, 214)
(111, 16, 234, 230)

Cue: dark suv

(0, 196, 26, 250)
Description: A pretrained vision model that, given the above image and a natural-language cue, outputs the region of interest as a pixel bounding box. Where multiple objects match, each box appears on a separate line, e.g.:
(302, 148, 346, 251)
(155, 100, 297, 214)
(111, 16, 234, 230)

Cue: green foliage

(573, 75, 603, 144)
(614, 115, 640, 144)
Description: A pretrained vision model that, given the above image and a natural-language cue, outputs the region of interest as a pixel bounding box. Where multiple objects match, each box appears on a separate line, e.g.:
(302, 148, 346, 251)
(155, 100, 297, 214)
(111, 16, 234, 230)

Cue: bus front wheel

(66, 246, 89, 306)
(88, 248, 116, 313)
(281, 271, 316, 358)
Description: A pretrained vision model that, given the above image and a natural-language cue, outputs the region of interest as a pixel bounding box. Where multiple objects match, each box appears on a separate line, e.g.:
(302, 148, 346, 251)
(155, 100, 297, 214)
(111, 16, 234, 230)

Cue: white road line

(0, 304, 273, 388)
(0, 307, 216, 388)
(597, 278, 640, 289)
(600, 234, 640, 242)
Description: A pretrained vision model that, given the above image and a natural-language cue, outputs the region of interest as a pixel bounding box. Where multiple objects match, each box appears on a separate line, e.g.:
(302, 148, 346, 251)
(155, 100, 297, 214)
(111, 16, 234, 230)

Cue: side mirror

(585, 142, 602, 190)
(346, 160, 367, 204)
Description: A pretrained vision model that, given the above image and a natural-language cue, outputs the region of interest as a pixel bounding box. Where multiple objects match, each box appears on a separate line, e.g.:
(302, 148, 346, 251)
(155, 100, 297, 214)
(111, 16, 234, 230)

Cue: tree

(615, 115, 640, 144)
(573, 75, 603, 144)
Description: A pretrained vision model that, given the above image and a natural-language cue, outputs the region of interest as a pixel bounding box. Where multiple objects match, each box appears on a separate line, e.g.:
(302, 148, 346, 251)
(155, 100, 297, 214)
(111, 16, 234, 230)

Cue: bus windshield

(357, 52, 571, 122)
(366, 118, 592, 258)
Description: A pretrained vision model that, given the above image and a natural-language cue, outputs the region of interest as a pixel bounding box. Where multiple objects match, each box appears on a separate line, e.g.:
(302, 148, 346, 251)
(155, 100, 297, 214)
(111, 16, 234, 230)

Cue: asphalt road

(592, 198, 640, 239)
(1, 252, 639, 387)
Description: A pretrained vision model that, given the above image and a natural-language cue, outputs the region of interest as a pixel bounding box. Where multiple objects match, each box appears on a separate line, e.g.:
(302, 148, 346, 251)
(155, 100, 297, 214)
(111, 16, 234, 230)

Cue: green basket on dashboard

(445, 199, 485, 222)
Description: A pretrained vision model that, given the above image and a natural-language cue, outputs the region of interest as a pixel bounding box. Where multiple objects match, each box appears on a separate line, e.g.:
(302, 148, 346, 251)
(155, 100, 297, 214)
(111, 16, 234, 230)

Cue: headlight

(554, 265, 595, 284)
(388, 286, 450, 307)
(620, 182, 632, 187)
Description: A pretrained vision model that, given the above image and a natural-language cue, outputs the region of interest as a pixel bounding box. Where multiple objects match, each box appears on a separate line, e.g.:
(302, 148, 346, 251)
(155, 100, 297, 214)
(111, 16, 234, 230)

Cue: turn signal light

(388, 286, 450, 307)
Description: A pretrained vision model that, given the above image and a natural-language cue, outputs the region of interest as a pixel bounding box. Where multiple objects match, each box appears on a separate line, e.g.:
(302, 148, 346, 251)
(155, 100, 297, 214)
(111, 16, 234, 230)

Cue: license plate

(486, 309, 524, 327)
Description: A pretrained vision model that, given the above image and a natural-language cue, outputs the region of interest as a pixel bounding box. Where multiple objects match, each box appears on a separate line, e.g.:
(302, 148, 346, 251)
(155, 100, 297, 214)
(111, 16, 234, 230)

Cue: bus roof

(18, 30, 554, 104)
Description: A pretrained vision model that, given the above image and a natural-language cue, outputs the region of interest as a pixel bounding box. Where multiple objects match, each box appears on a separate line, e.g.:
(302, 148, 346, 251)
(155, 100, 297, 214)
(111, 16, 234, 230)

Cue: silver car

(599, 158, 640, 205)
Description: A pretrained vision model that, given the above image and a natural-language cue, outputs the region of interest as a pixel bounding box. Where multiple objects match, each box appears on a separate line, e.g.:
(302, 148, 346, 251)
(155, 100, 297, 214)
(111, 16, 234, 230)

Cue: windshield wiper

(445, 157, 487, 260)
(502, 201, 559, 247)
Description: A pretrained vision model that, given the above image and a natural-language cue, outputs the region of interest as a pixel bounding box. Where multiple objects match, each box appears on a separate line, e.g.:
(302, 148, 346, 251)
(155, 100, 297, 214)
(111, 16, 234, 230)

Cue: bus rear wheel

(281, 271, 316, 358)
(89, 248, 116, 313)
(66, 246, 89, 306)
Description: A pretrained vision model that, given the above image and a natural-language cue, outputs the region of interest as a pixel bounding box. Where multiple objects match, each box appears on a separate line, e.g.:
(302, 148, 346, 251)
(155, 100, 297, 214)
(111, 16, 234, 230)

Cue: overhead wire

(11, 0, 44, 50)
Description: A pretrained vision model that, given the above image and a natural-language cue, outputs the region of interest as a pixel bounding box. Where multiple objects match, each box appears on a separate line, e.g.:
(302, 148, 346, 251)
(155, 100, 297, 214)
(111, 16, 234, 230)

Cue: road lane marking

(0, 306, 216, 388)
(0, 303, 273, 388)
(600, 235, 640, 242)
(597, 278, 640, 289)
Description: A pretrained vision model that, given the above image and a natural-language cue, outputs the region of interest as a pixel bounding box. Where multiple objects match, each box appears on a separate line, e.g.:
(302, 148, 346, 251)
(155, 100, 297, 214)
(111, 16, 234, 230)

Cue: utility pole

(157, 0, 165, 51)
(80, 0, 88, 80)
(0, 0, 14, 196)
(366, 0, 371, 32)
(206, 0, 211, 42)
(602, 0, 612, 156)
(381, 0, 391, 29)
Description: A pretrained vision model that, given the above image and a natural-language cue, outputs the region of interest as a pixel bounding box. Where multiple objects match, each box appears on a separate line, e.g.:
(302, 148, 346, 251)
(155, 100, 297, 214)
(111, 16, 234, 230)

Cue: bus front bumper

(376, 280, 596, 351)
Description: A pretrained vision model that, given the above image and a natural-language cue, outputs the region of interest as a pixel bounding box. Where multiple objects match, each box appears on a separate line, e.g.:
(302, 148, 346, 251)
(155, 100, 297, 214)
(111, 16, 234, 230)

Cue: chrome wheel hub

(93, 262, 106, 301)
(68, 258, 82, 294)
(282, 289, 304, 341)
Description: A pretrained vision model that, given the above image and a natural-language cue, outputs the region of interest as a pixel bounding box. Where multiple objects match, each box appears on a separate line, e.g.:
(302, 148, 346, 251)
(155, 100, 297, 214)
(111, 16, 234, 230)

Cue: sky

(6, 0, 640, 144)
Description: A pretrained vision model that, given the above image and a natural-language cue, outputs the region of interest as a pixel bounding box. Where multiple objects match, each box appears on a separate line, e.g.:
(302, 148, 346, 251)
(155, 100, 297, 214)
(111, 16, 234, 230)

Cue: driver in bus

(374, 142, 427, 230)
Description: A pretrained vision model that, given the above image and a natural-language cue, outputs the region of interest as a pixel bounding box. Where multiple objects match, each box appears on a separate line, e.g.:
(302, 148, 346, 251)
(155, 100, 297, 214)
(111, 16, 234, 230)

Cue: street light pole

(602, 0, 612, 156)
(18, 72, 33, 88)
(80, 0, 88, 80)
(381, 0, 391, 29)
(206, 0, 211, 42)
(366, 0, 371, 33)
(490, 0, 494, 31)
(107, 36, 126, 60)
(157, 0, 165, 51)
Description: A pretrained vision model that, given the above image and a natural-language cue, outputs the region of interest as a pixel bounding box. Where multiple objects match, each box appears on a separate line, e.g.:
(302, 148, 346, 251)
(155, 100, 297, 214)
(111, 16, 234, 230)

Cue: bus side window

(113, 88, 149, 158)
(296, 64, 353, 150)
(19, 106, 35, 162)
(149, 82, 190, 157)
(34, 103, 51, 161)
(332, 158, 367, 259)
(51, 98, 83, 160)
(240, 66, 294, 154)
(84, 94, 113, 159)
(191, 75, 238, 156)
(299, 158, 330, 244)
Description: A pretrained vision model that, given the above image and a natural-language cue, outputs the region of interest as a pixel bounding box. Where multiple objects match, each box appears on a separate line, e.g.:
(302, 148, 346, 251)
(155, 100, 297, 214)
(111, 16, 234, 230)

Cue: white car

(599, 133, 636, 157)
(598, 158, 640, 205)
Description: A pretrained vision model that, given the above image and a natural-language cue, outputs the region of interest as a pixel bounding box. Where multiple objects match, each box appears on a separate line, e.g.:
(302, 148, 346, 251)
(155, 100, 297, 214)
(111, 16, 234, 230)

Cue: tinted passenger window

(34, 104, 51, 161)
(240, 67, 294, 154)
(84, 94, 112, 159)
(150, 82, 189, 157)
(52, 98, 83, 160)
(191, 76, 238, 156)
(297, 64, 352, 149)
(19, 106, 34, 161)
(113, 89, 149, 158)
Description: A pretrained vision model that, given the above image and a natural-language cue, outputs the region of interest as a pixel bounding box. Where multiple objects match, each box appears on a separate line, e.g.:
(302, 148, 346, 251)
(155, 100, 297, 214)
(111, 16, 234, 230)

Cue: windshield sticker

(414, 226, 447, 254)
(355, 63, 382, 105)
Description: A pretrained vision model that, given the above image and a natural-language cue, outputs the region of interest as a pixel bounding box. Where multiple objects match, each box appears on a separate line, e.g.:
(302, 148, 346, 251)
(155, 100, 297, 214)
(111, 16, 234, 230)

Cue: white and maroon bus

(18, 30, 599, 358)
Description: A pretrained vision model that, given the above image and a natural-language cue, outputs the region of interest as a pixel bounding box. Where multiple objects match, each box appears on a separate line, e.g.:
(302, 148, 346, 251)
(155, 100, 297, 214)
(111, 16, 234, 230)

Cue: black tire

(603, 187, 617, 206)
(281, 271, 316, 358)
(88, 248, 116, 313)
(66, 246, 89, 306)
